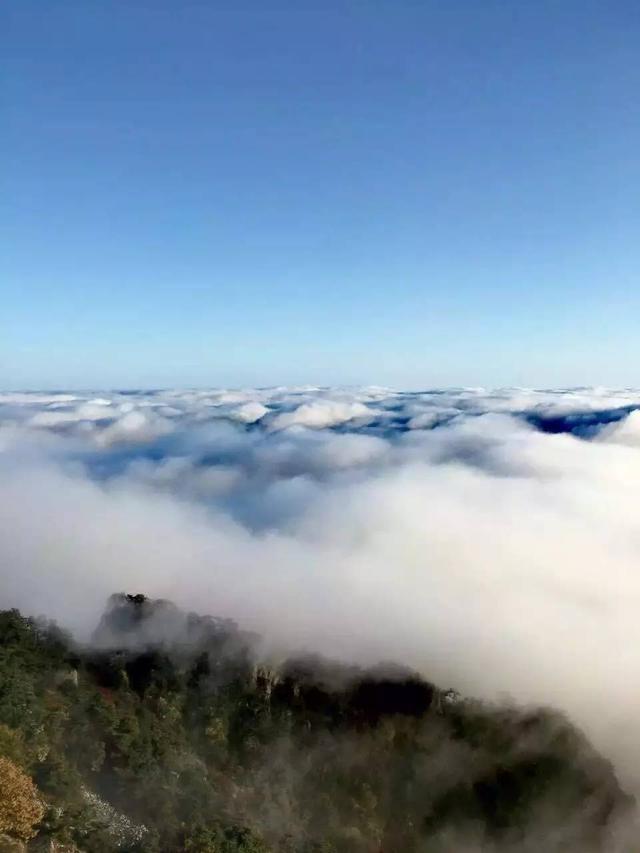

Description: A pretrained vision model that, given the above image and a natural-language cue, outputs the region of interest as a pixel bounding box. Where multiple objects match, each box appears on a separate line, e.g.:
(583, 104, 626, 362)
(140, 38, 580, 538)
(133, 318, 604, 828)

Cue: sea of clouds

(2, 385, 640, 791)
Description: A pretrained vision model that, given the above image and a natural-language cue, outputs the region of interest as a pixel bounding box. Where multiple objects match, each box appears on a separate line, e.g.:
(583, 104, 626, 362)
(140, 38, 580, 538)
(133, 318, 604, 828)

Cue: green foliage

(0, 598, 632, 852)
(182, 823, 269, 852)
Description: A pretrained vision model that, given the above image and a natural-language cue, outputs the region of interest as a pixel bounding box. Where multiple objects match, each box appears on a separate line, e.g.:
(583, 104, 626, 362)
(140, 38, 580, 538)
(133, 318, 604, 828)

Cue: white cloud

(2, 386, 640, 796)
(228, 401, 269, 423)
(95, 410, 174, 447)
(599, 410, 640, 447)
(268, 399, 374, 430)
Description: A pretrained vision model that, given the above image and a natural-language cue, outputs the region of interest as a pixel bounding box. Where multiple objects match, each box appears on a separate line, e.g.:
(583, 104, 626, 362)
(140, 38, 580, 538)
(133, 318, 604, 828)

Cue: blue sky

(3, 1, 639, 389)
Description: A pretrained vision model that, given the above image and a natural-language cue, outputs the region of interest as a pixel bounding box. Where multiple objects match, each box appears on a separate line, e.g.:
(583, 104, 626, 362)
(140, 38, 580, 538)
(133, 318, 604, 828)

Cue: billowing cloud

(228, 401, 269, 423)
(1, 386, 640, 798)
(267, 399, 375, 431)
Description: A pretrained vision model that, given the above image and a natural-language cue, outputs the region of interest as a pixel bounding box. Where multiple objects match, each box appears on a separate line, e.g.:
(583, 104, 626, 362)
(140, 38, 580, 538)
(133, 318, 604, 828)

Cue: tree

(0, 757, 44, 841)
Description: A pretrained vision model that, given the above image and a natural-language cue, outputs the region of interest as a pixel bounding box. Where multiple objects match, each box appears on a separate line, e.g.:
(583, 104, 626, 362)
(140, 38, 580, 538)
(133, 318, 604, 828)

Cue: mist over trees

(4, 386, 640, 792)
(0, 593, 633, 852)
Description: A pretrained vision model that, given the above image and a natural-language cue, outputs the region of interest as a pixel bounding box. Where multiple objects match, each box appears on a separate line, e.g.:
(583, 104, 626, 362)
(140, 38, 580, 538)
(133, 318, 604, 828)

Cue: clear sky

(3, 1, 639, 390)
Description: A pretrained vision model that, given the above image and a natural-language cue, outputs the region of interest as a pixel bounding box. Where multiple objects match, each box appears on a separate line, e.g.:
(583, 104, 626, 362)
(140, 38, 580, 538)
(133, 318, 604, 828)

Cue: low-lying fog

(2, 385, 640, 791)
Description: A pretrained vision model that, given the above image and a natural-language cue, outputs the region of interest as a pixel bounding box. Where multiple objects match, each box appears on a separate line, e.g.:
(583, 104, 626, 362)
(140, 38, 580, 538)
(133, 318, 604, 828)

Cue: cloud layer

(1, 385, 640, 792)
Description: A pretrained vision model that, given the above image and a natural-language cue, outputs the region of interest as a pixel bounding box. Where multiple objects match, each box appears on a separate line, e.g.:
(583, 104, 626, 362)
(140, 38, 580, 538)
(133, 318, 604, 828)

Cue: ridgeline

(0, 594, 632, 852)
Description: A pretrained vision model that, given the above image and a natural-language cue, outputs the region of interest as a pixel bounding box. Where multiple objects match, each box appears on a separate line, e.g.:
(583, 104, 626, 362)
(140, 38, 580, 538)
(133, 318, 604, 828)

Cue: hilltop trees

(0, 595, 633, 852)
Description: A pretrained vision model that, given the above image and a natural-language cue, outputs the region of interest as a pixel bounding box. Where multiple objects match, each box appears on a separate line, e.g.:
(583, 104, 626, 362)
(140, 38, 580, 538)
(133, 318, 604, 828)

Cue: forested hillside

(0, 594, 632, 852)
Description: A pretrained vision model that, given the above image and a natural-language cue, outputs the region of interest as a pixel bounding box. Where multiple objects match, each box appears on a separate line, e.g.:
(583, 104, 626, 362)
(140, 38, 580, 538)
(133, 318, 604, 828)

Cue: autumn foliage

(0, 756, 43, 841)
